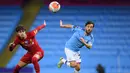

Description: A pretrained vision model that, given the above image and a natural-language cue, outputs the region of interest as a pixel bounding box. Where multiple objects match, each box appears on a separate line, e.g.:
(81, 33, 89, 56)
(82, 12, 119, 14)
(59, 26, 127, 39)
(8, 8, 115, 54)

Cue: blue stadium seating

(7, 6, 130, 73)
(0, 6, 22, 52)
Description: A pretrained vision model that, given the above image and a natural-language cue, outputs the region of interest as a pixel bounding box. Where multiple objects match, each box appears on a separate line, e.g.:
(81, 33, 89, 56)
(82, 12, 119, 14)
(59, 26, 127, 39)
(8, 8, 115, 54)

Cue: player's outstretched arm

(80, 38, 92, 49)
(60, 20, 72, 28)
(35, 20, 46, 32)
(31, 20, 46, 36)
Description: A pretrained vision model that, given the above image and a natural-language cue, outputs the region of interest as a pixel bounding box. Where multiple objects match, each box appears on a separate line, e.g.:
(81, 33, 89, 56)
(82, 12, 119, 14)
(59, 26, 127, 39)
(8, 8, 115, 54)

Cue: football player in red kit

(8, 20, 46, 73)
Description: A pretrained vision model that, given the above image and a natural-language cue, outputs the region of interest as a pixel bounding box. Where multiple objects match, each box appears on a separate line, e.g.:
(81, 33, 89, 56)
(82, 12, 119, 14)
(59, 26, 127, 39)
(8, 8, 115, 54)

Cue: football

(49, 1, 61, 13)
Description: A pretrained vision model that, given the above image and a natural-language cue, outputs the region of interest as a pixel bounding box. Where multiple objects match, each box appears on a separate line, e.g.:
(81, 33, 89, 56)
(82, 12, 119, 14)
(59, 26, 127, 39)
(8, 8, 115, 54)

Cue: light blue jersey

(65, 25, 94, 52)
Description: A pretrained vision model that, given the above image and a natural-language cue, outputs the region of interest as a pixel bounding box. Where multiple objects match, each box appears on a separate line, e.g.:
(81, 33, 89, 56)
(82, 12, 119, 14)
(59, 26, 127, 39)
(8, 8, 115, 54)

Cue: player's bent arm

(31, 20, 46, 36)
(80, 38, 92, 49)
(84, 43, 92, 49)
(31, 24, 46, 36)
(60, 20, 72, 28)
(60, 24, 72, 28)
(35, 24, 46, 32)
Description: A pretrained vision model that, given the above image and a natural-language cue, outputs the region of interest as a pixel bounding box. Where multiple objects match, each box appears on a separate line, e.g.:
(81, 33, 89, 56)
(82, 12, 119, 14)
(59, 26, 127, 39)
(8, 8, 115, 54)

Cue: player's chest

(83, 36, 92, 43)
(20, 38, 35, 46)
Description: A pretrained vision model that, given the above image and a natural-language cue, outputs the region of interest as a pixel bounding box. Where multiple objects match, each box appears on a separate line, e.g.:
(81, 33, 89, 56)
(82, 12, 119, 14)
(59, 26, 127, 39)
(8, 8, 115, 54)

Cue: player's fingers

(60, 20, 62, 22)
(80, 37, 83, 40)
(44, 20, 46, 26)
(60, 20, 62, 25)
(9, 43, 14, 46)
(80, 38, 84, 41)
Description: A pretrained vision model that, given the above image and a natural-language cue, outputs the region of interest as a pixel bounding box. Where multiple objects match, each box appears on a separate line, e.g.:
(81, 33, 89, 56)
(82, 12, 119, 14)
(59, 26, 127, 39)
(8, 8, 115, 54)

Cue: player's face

(17, 30, 26, 39)
(85, 24, 94, 34)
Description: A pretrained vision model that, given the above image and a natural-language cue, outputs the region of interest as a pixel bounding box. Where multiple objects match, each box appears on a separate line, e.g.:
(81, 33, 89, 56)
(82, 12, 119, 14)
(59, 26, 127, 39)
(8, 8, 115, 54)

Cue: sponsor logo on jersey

(25, 41, 28, 44)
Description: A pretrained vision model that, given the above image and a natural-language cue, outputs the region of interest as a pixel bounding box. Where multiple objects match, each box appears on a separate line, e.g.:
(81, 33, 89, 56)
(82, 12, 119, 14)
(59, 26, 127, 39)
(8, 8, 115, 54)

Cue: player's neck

(84, 32, 90, 36)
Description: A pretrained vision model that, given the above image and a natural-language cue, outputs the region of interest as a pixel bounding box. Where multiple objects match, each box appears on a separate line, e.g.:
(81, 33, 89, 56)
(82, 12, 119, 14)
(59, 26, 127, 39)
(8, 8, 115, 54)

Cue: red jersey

(10, 24, 46, 54)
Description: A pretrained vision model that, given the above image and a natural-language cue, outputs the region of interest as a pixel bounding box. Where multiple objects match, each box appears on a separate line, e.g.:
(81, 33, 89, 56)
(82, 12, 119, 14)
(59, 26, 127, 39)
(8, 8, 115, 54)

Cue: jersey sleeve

(71, 25, 82, 32)
(29, 24, 46, 37)
(77, 31, 84, 40)
(9, 37, 19, 51)
(29, 29, 38, 37)
(14, 37, 19, 45)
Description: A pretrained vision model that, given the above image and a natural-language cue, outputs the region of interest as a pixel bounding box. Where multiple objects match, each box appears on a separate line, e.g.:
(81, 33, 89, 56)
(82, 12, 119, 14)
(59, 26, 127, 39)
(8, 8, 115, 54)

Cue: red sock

(13, 65, 21, 73)
(32, 57, 40, 73)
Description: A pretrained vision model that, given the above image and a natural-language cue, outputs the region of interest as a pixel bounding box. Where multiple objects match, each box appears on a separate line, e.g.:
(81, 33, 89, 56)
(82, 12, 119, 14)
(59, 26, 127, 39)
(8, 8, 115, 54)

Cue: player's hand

(44, 20, 46, 26)
(80, 37, 86, 44)
(8, 43, 15, 51)
(9, 43, 14, 47)
(60, 20, 63, 27)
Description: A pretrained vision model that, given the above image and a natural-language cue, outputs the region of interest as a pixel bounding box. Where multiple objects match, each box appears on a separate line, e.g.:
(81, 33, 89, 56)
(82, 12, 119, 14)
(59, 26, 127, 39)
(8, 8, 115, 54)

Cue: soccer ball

(49, 1, 60, 13)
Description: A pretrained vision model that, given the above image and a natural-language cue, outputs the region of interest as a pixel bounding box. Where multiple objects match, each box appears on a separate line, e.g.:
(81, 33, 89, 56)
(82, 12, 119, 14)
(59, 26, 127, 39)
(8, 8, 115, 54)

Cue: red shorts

(20, 51, 44, 63)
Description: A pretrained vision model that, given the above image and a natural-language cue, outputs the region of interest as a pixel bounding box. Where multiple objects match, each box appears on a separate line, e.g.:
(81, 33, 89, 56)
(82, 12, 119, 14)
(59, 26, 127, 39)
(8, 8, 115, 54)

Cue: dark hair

(15, 25, 26, 32)
(85, 21, 94, 27)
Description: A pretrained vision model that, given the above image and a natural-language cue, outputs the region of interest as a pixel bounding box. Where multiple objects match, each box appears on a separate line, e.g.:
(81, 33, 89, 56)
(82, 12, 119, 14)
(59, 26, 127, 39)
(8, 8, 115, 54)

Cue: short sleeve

(71, 25, 82, 32)
(77, 30, 84, 40)
(29, 29, 38, 37)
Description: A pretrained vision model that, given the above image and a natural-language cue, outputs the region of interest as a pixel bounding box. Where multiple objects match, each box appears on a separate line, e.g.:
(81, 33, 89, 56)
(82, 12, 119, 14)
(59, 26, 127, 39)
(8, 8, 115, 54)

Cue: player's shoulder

(26, 32, 30, 35)
(90, 33, 94, 39)
(15, 36, 20, 41)
(27, 31, 34, 35)
(78, 28, 85, 33)
(73, 25, 83, 29)
(27, 31, 36, 38)
(75, 29, 85, 37)
(26, 32, 32, 37)
(73, 25, 81, 28)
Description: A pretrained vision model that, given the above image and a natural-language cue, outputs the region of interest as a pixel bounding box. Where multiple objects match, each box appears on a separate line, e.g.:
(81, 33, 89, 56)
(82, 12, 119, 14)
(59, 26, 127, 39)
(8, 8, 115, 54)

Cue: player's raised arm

(60, 20, 72, 28)
(31, 20, 46, 36)
(35, 20, 46, 32)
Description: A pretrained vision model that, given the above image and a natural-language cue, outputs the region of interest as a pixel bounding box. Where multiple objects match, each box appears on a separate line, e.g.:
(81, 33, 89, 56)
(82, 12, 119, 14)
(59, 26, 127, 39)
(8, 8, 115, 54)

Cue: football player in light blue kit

(57, 20, 94, 73)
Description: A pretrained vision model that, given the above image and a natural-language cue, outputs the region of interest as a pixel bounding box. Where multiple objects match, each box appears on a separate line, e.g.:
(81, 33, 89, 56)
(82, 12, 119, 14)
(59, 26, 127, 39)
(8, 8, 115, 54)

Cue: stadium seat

(0, 6, 22, 52)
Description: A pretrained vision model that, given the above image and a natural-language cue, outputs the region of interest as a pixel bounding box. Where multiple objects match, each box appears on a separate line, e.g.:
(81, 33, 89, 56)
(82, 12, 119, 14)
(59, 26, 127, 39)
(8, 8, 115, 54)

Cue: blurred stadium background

(0, 0, 130, 73)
